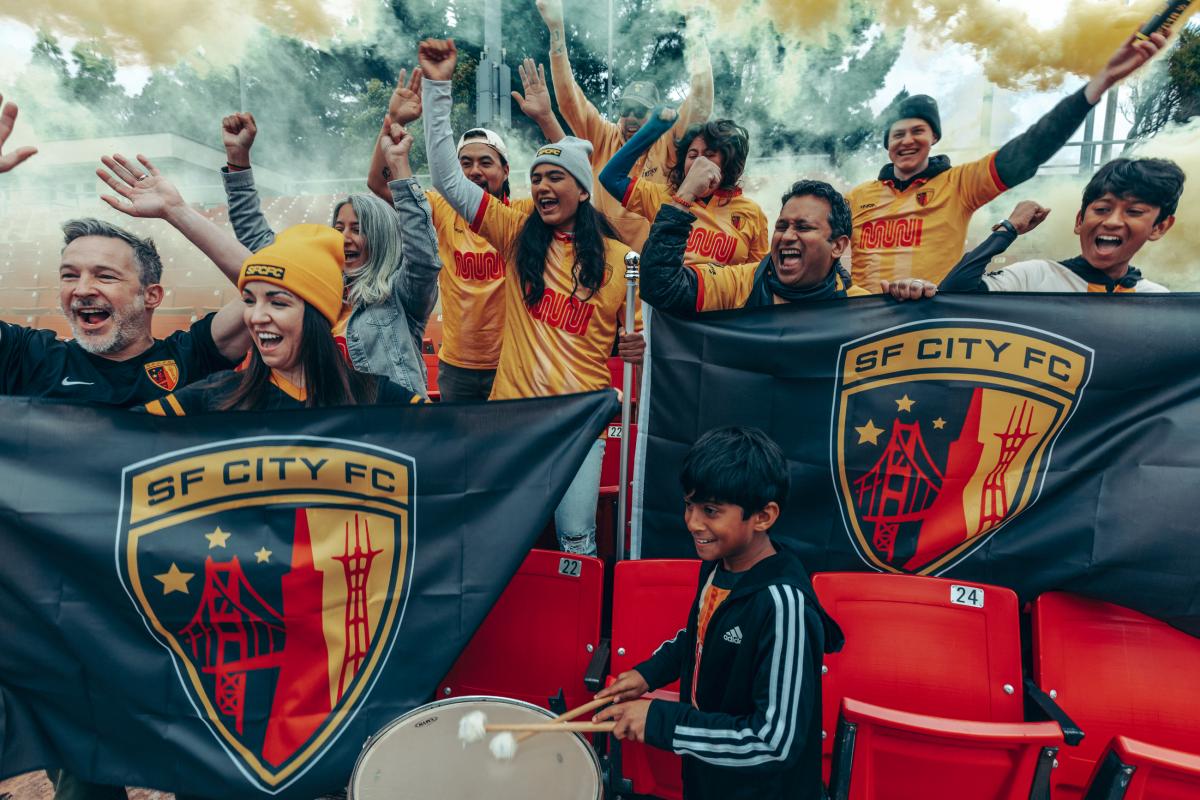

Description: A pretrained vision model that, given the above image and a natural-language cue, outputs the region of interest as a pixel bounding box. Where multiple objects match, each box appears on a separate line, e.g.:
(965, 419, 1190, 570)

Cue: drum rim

(348, 694, 602, 797)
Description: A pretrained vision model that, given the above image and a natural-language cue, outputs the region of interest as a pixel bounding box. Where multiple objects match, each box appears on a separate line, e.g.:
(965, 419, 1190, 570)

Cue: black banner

(0, 390, 617, 798)
(632, 295, 1200, 635)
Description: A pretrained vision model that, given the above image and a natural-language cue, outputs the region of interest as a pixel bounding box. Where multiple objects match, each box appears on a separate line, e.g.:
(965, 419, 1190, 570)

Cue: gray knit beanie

(530, 137, 594, 197)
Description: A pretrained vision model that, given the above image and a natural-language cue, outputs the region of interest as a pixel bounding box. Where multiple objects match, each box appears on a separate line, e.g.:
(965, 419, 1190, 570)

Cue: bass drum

(349, 695, 603, 799)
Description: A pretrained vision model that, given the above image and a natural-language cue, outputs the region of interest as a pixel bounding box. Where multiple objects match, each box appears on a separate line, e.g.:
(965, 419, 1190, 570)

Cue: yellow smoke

(0, 0, 378, 67)
(676, 0, 1196, 90)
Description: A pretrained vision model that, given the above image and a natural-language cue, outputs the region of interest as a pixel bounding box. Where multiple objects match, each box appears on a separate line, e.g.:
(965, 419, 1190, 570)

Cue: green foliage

(1129, 24, 1200, 140)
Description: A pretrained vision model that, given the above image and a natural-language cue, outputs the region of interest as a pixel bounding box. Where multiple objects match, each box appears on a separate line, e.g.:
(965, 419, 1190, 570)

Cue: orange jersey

(550, 51, 689, 251)
(470, 193, 639, 400)
(848, 152, 1006, 292)
(689, 261, 869, 312)
(428, 191, 536, 371)
(622, 180, 769, 267)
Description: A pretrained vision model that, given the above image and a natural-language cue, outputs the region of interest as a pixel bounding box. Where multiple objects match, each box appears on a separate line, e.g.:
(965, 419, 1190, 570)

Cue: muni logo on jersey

(115, 436, 415, 793)
(830, 320, 1092, 575)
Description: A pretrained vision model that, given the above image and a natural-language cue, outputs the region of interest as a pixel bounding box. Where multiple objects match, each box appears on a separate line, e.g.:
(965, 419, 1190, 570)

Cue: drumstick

(485, 721, 615, 734)
(515, 697, 612, 743)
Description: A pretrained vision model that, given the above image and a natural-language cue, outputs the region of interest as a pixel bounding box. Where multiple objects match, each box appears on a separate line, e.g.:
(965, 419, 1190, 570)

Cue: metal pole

(606, 0, 615, 118)
(1100, 87, 1120, 164)
(616, 250, 639, 563)
(1079, 106, 1096, 175)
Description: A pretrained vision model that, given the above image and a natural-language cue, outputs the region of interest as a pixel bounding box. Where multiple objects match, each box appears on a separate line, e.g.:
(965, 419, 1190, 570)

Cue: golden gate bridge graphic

(176, 510, 381, 762)
(853, 395, 1038, 564)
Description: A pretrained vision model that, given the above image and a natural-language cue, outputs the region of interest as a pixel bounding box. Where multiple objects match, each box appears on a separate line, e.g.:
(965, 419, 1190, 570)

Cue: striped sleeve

(634, 627, 688, 691)
(142, 394, 187, 416)
(645, 585, 810, 769)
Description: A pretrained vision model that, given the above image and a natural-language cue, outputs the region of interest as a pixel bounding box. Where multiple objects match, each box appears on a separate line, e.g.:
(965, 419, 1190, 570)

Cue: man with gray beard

(0, 217, 251, 405)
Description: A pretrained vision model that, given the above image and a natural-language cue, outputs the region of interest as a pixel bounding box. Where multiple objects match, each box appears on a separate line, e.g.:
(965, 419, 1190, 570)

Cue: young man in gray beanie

(846, 30, 1170, 293)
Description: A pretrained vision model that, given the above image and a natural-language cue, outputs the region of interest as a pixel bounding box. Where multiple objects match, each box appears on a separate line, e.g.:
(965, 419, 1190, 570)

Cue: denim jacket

(221, 168, 440, 397)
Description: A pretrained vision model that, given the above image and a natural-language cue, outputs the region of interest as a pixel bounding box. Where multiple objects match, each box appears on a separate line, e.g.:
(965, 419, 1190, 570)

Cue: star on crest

(855, 419, 884, 445)
(154, 563, 194, 595)
(933, 417, 947, 430)
(205, 526, 231, 549)
(254, 547, 272, 564)
(895, 394, 915, 412)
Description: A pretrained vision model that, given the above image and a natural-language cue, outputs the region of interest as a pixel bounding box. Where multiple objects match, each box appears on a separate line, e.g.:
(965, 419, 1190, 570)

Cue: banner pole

(617, 250, 640, 563)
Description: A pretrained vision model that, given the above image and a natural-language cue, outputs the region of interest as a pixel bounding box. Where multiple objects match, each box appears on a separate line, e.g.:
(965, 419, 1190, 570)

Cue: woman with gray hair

(216, 114, 440, 397)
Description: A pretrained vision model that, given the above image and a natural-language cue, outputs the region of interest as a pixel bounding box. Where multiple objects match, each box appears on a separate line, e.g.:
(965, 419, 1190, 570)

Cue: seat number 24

(950, 584, 984, 608)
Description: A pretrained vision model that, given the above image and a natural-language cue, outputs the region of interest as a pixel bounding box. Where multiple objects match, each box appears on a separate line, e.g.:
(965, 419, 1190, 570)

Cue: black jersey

(143, 369, 425, 416)
(0, 313, 237, 407)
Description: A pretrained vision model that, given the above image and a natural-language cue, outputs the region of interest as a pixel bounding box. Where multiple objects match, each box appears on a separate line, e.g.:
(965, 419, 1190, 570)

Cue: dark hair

(62, 218, 163, 286)
(681, 426, 790, 519)
(515, 193, 616, 307)
(670, 120, 750, 192)
(219, 304, 381, 411)
(460, 129, 512, 200)
(1081, 157, 1186, 224)
(780, 180, 852, 241)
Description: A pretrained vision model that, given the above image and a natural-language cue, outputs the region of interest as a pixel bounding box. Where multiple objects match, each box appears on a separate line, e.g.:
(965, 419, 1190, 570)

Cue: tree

(1127, 25, 1200, 141)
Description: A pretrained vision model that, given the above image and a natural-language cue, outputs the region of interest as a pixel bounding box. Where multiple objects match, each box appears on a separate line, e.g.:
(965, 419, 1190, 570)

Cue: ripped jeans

(553, 437, 606, 557)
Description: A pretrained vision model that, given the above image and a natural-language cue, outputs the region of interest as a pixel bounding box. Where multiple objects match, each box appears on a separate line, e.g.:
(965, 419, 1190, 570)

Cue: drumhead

(350, 695, 602, 799)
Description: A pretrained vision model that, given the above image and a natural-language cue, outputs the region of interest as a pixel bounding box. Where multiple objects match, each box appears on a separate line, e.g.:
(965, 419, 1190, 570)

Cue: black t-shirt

(0, 314, 237, 407)
(143, 370, 425, 416)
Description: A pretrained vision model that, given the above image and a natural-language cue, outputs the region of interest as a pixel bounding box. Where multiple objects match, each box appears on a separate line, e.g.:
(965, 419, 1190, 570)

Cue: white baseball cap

(456, 128, 509, 161)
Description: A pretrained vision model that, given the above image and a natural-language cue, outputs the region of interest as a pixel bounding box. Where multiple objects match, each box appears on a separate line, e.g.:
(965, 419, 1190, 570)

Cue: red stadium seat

(33, 315, 73, 340)
(814, 572, 1062, 796)
(1032, 592, 1200, 799)
(830, 698, 1063, 800)
(607, 558, 701, 800)
(596, 423, 636, 559)
(150, 312, 197, 339)
(438, 548, 604, 713)
(1081, 736, 1200, 800)
(607, 356, 638, 408)
(422, 354, 439, 400)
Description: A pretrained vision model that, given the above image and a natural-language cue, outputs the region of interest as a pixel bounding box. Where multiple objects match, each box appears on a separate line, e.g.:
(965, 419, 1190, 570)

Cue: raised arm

(0, 95, 37, 174)
(674, 38, 713, 135)
(96, 153, 252, 359)
(218, 112, 277, 254)
(600, 106, 677, 203)
(638, 203, 704, 313)
(512, 58, 567, 143)
(419, 39, 487, 224)
(928, 201, 1052, 294)
(381, 122, 441, 334)
(367, 67, 423, 202)
(994, 32, 1168, 189)
(537, 0, 609, 140)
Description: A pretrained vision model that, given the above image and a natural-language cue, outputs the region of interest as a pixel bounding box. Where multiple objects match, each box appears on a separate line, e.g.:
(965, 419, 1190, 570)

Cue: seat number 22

(558, 558, 582, 577)
(950, 584, 984, 608)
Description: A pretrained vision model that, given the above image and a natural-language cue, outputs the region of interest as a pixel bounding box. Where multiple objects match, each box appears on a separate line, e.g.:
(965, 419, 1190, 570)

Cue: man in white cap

(366, 68, 535, 401)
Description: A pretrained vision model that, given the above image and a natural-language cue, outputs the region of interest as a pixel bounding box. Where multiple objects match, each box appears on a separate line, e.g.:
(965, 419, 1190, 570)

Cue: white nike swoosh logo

(61, 378, 95, 386)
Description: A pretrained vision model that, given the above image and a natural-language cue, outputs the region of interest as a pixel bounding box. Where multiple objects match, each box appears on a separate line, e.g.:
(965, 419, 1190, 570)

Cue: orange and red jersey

(469, 193, 640, 401)
(621, 180, 769, 267)
(427, 191, 536, 371)
(848, 153, 1006, 292)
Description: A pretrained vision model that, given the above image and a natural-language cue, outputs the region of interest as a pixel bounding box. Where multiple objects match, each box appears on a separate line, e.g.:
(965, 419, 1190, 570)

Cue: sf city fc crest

(830, 320, 1092, 575)
(116, 436, 415, 793)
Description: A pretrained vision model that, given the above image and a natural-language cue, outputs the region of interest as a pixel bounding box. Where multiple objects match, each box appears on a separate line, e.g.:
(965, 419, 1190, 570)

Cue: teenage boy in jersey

(848, 31, 1170, 293)
(595, 427, 841, 800)
(640, 179, 868, 313)
(362, 68, 534, 400)
(885, 158, 1185, 299)
(534, 0, 713, 250)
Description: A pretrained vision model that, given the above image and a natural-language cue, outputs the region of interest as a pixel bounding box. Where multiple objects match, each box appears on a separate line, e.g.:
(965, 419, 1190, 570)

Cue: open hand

(96, 154, 185, 219)
(0, 96, 37, 174)
(221, 112, 257, 166)
(511, 59, 552, 121)
(388, 67, 423, 125)
(418, 39, 458, 83)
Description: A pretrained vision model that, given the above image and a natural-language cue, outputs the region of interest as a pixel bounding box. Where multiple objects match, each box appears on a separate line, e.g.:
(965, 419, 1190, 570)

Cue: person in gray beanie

(419, 37, 643, 559)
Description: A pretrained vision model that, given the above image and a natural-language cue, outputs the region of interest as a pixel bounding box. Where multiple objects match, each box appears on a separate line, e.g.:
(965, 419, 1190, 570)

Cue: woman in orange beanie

(142, 225, 422, 415)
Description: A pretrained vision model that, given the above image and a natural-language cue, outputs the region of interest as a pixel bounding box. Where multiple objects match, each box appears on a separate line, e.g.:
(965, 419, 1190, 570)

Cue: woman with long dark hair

(599, 107, 768, 268)
(143, 225, 421, 415)
(419, 38, 639, 557)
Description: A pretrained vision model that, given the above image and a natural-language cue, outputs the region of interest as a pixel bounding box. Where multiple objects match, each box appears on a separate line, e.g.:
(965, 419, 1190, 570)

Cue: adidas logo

(723, 626, 743, 644)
